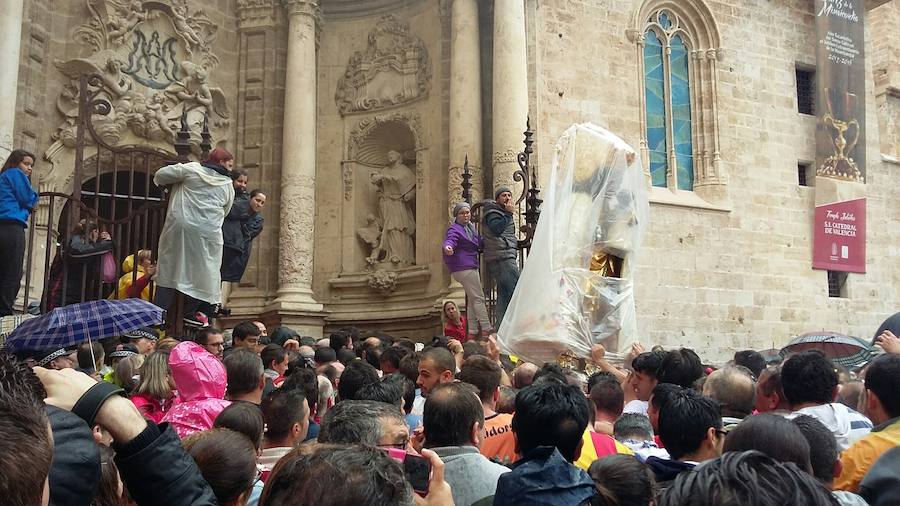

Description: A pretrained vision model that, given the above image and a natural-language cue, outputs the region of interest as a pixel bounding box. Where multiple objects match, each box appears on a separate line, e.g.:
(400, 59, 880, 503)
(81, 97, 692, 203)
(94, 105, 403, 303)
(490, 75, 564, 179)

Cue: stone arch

(627, 0, 727, 206)
(630, 0, 721, 51)
(344, 111, 426, 201)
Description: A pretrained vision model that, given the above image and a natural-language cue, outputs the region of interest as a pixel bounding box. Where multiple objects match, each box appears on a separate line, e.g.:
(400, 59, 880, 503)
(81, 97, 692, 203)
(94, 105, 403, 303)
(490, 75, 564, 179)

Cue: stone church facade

(3, 0, 898, 360)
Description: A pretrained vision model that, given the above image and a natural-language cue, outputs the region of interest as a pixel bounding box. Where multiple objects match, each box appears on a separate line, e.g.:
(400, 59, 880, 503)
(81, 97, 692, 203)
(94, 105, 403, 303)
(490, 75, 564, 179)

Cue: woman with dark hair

(44, 217, 114, 310)
(0, 149, 39, 316)
(91, 445, 123, 506)
(153, 147, 235, 319)
(221, 188, 265, 288)
(182, 428, 258, 506)
(214, 401, 265, 452)
(588, 454, 657, 506)
(722, 413, 813, 473)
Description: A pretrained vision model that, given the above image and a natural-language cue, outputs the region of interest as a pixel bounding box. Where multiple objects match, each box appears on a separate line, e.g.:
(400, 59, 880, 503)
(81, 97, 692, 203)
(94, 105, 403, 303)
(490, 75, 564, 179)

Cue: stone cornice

(237, 0, 279, 29)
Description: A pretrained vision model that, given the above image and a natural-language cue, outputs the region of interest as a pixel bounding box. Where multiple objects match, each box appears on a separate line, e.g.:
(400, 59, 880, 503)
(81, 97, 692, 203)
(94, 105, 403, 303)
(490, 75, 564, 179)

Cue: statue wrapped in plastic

(497, 123, 650, 364)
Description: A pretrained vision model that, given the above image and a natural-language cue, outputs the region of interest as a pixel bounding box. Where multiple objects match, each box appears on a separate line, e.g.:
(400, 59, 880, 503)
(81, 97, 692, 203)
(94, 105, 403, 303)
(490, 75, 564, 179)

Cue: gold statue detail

(819, 88, 862, 182)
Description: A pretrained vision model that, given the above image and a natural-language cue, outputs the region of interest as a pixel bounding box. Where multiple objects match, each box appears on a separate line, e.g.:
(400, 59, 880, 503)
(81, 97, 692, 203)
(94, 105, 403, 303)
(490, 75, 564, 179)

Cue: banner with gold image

(815, 0, 866, 182)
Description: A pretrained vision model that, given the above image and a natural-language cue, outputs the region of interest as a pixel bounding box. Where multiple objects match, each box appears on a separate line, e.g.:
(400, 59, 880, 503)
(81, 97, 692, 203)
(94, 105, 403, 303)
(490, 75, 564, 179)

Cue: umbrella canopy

(780, 331, 876, 368)
(3, 299, 164, 352)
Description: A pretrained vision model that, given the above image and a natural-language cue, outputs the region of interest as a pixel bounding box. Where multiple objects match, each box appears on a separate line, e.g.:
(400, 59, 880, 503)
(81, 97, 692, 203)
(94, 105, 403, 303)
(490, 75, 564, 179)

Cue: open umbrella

(3, 299, 164, 352)
(780, 331, 876, 368)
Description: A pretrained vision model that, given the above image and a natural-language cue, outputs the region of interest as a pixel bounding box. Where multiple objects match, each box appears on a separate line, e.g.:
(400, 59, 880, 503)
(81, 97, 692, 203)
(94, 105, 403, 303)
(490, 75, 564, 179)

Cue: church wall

(313, 2, 449, 334)
(531, 0, 900, 359)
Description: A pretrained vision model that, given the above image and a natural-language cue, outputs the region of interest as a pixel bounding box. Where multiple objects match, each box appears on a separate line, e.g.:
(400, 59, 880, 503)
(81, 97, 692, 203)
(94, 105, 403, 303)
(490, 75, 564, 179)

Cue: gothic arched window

(631, 0, 725, 206)
(644, 11, 694, 190)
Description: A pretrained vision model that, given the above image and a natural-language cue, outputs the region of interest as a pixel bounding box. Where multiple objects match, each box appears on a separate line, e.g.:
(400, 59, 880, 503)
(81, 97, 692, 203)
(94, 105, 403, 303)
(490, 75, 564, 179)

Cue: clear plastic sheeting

(498, 123, 650, 364)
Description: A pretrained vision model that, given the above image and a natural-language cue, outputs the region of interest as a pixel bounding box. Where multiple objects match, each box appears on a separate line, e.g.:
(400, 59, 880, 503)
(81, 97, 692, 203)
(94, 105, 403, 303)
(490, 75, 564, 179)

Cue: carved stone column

(226, 0, 286, 323)
(449, 0, 483, 205)
(491, 0, 528, 190)
(0, 0, 24, 158)
(272, 0, 324, 330)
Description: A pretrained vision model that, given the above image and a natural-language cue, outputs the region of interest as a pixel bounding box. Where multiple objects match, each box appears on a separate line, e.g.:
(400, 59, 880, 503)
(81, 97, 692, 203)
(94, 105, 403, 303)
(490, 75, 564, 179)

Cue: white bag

(498, 124, 650, 364)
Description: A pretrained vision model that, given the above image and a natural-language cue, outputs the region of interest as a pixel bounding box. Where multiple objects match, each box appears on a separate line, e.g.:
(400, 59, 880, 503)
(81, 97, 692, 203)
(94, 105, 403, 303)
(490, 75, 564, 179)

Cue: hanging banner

(814, 0, 866, 183)
(812, 198, 866, 273)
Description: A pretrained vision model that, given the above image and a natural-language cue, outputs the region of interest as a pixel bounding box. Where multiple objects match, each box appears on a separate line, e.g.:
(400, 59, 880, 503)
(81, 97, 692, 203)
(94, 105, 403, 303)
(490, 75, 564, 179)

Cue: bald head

(512, 362, 539, 389)
(703, 366, 756, 419)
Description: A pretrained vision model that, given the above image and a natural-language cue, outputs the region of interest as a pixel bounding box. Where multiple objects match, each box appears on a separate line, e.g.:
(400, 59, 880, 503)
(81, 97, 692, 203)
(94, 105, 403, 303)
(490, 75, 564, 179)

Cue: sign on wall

(813, 198, 866, 273)
(814, 0, 866, 183)
(813, 0, 866, 273)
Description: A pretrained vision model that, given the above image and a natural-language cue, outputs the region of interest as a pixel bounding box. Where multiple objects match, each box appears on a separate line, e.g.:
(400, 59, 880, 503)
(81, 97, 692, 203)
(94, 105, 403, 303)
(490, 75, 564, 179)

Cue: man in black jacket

(31, 362, 218, 506)
(482, 186, 520, 328)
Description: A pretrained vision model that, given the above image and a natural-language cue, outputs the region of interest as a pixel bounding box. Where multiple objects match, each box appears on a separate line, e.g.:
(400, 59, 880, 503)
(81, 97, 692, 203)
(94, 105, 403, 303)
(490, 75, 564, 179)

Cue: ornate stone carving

(237, 0, 279, 28)
(367, 270, 398, 294)
(278, 177, 317, 287)
(335, 15, 431, 115)
(50, 0, 229, 154)
(492, 148, 519, 166)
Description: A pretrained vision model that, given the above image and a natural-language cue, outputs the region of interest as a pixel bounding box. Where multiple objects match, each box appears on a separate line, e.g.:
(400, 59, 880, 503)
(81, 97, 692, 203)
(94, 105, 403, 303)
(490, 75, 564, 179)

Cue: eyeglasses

(715, 429, 728, 437)
(377, 441, 409, 450)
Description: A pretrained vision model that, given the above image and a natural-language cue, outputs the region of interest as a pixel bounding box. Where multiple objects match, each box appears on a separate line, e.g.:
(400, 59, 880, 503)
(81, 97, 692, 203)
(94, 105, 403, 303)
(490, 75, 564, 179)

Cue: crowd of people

(1, 314, 898, 506)
(3, 150, 899, 506)
(0, 147, 265, 319)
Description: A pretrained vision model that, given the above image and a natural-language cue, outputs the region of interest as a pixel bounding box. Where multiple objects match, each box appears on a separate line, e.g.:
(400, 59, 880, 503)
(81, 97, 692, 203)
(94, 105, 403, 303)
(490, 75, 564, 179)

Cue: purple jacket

(443, 222, 483, 273)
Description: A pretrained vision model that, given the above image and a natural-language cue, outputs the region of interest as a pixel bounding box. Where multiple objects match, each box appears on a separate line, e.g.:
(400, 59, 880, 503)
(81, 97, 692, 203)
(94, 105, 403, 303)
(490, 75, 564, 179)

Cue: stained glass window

(670, 35, 694, 190)
(644, 30, 667, 188)
(643, 12, 695, 191)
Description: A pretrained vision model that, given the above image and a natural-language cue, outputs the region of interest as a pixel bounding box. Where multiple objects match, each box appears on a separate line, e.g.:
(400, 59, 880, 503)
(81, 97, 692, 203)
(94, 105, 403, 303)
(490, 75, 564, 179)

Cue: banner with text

(814, 0, 866, 183)
(812, 198, 866, 273)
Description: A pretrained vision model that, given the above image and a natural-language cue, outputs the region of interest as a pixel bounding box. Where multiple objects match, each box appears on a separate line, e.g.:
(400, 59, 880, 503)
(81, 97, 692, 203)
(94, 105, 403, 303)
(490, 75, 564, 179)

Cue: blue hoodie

(0, 167, 38, 226)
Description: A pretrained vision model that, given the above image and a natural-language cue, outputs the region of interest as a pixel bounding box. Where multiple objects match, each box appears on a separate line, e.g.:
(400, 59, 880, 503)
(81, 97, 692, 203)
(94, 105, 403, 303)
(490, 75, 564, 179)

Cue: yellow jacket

(116, 254, 151, 301)
(835, 417, 900, 492)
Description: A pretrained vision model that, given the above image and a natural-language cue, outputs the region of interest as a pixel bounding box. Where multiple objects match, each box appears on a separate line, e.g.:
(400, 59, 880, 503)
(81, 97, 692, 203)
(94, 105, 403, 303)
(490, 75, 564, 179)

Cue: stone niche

(328, 111, 431, 323)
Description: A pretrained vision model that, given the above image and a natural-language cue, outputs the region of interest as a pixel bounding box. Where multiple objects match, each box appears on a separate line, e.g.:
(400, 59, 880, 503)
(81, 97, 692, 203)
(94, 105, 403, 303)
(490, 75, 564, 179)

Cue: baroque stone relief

(49, 0, 229, 156)
(335, 14, 431, 115)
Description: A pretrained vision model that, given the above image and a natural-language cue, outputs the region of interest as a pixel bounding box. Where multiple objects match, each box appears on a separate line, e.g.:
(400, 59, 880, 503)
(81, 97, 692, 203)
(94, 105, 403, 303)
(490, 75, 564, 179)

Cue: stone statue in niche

(363, 150, 416, 267)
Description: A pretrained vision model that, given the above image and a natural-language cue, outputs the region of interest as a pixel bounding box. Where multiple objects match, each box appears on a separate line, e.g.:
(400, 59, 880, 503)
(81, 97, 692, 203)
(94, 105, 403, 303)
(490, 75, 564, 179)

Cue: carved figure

(107, 0, 148, 45)
(356, 213, 384, 266)
(370, 150, 416, 266)
(165, 61, 229, 119)
(171, 0, 204, 51)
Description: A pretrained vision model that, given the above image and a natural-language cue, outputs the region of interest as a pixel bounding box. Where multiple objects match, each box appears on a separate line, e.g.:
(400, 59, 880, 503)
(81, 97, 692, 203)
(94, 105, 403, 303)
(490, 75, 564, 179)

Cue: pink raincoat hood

(162, 341, 230, 438)
(168, 341, 227, 401)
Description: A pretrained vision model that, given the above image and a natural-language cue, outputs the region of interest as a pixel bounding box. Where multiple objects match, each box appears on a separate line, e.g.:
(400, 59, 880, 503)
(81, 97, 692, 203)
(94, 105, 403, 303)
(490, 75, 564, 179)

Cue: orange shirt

(481, 412, 518, 465)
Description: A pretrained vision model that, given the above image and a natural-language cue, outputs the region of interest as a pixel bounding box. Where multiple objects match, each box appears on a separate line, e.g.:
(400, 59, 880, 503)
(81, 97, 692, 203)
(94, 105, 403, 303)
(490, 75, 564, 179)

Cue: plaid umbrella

(3, 299, 164, 352)
(780, 331, 876, 368)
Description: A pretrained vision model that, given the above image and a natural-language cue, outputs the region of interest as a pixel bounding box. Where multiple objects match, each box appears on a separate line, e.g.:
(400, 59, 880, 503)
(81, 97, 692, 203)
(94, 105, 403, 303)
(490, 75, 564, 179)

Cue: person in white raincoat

(153, 147, 235, 315)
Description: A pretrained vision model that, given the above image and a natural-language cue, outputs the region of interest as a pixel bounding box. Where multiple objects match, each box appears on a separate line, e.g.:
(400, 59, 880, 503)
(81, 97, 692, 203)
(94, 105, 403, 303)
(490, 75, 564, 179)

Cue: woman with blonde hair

(130, 351, 177, 423)
(442, 300, 467, 342)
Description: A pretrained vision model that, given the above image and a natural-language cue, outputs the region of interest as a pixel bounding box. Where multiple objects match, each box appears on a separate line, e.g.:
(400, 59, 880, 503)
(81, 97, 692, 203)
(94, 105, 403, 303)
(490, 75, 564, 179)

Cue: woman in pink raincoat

(162, 341, 231, 438)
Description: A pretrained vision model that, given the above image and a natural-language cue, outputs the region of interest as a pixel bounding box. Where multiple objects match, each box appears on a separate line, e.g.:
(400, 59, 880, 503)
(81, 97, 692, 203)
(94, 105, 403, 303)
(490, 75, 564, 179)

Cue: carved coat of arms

(50, 0, 229, 150)
(335, 15, 432, 115)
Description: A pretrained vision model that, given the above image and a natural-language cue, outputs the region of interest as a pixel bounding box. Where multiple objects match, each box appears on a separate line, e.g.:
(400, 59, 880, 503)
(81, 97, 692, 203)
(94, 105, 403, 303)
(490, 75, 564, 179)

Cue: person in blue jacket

(0, 149, 39, 316)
